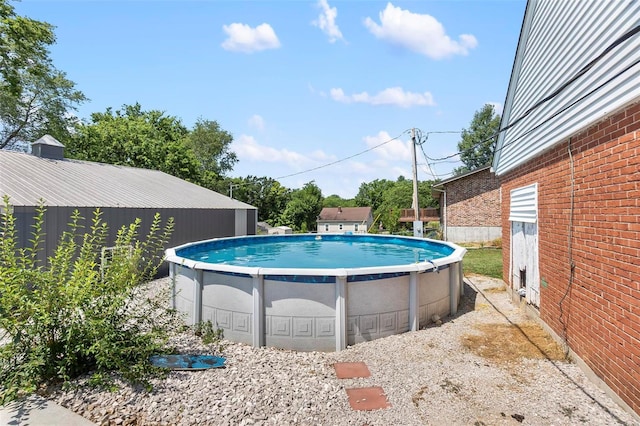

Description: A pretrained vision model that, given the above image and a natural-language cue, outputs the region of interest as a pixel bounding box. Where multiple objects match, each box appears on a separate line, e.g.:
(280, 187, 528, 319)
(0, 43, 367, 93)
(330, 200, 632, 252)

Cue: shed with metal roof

(0, 136, 257, 271)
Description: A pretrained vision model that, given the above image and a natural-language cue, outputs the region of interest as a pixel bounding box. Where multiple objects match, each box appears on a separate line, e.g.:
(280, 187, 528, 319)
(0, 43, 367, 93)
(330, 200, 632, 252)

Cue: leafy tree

(278, 181, 323, 232)
(376, 180, 411, 233)
(67, 104, 203, 182)
(323, 194, 356, 208)
(0, 196, 178, 403)
(454, 104, 501, 174)
(354, 179, 395, 211)
(418, 180, 438, 209)
(360, 177, 438, 233)
(185, 118, 237, 183)
(0, 0, 86, 149)
(224, 176, 291, 224)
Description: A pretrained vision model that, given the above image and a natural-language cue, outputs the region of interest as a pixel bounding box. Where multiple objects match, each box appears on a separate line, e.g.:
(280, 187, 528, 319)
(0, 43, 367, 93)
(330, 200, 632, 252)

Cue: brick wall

(500, 101, 640, 415)
(445, 168, 501, 227)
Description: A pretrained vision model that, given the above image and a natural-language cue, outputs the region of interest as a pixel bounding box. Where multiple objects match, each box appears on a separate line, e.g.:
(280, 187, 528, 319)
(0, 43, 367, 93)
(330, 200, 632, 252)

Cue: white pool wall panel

(202, 272, 253, 345)
(264, 279, 336, 352)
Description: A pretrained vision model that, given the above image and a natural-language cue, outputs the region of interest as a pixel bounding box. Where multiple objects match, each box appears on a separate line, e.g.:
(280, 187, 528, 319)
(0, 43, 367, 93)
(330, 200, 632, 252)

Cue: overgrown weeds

(0, 196, 180, 404)
(193, 320, 225, 354)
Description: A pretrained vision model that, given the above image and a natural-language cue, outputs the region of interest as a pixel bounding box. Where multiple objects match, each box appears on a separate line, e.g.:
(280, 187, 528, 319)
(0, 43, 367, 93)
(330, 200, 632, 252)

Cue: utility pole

(411, 128, 419, 220)
(411, 128, 423, 237)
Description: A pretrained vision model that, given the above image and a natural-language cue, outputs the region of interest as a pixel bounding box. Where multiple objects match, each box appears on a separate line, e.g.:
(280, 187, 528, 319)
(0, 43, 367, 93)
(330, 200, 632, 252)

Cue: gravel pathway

(48, 276, 639, 425)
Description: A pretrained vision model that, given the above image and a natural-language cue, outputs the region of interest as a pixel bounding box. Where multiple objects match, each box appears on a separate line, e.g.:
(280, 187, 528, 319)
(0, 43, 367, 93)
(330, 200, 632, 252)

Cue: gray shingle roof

(0, 150, 255, 210)
(318, 207, 372, 222)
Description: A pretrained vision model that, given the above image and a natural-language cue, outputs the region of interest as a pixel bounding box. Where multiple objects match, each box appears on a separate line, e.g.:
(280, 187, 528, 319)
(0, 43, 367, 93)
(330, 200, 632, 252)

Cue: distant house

(431, 166, 500, 243)
(0, 135, 257, 272)
(317, 207, 373, 234)
(493, 1, 640, 418)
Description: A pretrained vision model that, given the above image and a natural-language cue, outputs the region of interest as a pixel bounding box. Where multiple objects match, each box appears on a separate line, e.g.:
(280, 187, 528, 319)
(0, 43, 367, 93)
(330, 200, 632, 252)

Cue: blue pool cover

(150, 354, 226, 370)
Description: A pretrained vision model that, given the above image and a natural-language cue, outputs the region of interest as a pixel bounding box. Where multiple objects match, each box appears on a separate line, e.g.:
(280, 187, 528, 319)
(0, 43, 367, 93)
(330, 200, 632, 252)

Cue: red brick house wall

(500, 102, 640, 414)
(445, 169, 501, 227)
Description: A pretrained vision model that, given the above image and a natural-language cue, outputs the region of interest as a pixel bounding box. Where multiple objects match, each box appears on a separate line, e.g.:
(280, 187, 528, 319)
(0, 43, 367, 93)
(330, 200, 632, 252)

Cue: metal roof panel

(0, 150, 256, 210)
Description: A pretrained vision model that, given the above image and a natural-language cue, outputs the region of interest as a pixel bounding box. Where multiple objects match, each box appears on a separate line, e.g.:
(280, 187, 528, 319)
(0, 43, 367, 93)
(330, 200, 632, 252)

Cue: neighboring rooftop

(432, 165, 492, 189)
(0, 138, 254, 210)
(318, 207, 372, 222)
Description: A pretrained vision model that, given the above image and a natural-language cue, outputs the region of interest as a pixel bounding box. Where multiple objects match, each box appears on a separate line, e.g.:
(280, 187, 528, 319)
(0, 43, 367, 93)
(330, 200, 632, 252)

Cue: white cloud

(221, 23, 280, 53)
(312, 0, 344, 43)
(232, 134, 332, 169)
(330, 87, 435, 108)
(364, 3, 478, 59)
(363, 130, 412, 162)
(248, 114, 265, 131)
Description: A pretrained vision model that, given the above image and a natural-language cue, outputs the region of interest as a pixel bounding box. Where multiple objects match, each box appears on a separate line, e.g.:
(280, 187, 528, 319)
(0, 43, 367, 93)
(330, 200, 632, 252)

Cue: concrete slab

(0, 394, 95, 425)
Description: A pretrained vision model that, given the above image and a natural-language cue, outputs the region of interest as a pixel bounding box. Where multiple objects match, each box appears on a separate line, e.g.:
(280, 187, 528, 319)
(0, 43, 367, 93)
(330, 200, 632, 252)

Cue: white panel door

(511, 221, 539, 307)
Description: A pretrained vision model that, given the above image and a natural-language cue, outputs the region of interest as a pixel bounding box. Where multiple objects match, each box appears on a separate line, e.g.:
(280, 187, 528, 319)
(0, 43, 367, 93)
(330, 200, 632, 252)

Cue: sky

(15, 0, 526, 199)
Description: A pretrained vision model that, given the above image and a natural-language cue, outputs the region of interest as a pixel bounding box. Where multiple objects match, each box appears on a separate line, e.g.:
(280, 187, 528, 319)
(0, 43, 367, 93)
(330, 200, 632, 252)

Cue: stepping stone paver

(333, 362, 391, 411)
(345, 386, 391, 411)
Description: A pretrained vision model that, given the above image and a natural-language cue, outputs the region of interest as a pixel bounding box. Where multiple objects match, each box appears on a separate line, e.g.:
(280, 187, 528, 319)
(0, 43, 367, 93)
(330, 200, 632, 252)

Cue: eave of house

(493, 0, 640, 176)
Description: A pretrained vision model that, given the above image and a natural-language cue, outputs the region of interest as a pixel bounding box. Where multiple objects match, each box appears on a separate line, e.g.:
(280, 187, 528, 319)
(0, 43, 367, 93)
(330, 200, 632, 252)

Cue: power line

(274, 129, 411, 181)
(414, 129, 462, 179)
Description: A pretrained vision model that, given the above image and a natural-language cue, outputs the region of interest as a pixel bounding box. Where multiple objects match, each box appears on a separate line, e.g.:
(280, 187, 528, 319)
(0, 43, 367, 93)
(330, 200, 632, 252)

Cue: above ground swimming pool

(165, 233, 466, 351)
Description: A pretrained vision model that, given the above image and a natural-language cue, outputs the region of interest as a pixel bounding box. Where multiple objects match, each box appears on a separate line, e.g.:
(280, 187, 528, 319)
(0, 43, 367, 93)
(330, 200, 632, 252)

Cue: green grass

(462, 248, 503, 279)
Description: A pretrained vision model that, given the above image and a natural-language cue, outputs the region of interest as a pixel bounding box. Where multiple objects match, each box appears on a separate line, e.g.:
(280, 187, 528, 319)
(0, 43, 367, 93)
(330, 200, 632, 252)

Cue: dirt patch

(482, 286, 506, 293)
(461, 322, 567, 363)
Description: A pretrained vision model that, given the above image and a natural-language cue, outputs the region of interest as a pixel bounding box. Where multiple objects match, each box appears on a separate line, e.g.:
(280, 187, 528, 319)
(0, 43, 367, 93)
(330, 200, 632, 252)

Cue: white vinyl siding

(509, 183, 538, 223)
(494, 0, 640, 175)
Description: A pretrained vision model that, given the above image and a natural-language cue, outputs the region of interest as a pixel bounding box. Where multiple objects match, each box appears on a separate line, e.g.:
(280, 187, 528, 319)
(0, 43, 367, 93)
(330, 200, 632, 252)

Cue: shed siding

(11, 207, 255, 268)
(500, 102, 640, 414)
(494, 0, 640, 175)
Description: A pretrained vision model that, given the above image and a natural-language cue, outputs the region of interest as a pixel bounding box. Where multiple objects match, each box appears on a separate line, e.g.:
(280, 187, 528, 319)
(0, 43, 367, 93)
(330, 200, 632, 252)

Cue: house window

(324, 224, 329, 232)
(354, 224, 359, 232)
(339, 223, 343, 231)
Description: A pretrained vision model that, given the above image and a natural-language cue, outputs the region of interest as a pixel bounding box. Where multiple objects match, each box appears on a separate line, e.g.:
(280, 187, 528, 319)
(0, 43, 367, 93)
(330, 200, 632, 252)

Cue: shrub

(0, 196, 179, 404)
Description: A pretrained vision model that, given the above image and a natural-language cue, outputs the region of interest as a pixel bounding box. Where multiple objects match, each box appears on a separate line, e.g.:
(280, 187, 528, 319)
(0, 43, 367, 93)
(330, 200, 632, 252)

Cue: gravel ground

(47, 276, 639, 426)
